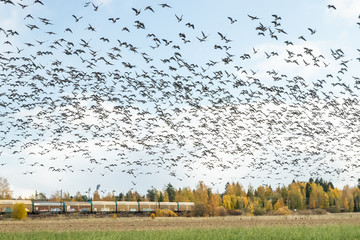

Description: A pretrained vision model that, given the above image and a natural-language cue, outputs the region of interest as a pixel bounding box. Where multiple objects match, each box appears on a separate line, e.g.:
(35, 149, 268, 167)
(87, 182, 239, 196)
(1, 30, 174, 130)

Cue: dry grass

(0, 213, 359, 233)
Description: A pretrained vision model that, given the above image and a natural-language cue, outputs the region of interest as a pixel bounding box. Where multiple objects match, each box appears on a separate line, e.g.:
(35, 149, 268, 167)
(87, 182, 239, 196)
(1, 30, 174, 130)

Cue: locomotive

(0, 199, 194, 214)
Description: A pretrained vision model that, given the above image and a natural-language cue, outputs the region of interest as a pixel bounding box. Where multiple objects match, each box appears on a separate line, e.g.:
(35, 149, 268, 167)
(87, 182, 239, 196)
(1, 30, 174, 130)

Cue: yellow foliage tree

(322, 192, 329, 209)
(102, 192, 115, 201)
(309, 182, 326, 209)
(226, 182, 246, 197)
(328, 187, 341, 206)
(223, 194, 232, 209)
(265, 199, 273, 211)
(194, 181, 209, 205)
(256, 186, 266, 206)
(241, 196, 249, 209)
(175, 188, 191, 202)
(344, 197, 349, 212)
(182, 187, 194, 202)
(247, 201, 254, 215)
(287, 182, 304, 209)
(274, 198, 285, 210)
(342, 185, 354, 212)
(163, 191, 170, 202)
(265, 186, 273, 199)
(12, 203, 27, 220)
(208, 194, 221, 215)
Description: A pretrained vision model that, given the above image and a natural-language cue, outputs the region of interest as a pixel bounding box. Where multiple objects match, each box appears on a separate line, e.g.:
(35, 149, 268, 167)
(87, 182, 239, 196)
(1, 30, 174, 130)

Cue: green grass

(1, 224, 360, 240)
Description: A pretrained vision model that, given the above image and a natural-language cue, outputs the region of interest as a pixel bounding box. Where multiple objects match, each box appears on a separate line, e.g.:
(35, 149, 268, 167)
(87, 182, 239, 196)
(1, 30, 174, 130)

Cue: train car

(178, 202, 194, 212)
(139, 201, 159, 212)
(159, 202, 179, 211)
(116, 201, 139, 212)
(32, 201, 63, 213)
(91, 201, 117, 213)
(64, 201, 92, 213)
(0, 200, 32, 213)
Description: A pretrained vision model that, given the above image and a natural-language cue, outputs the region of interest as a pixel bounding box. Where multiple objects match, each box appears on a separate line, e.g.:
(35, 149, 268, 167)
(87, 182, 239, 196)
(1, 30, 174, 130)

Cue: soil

(0, 213, 359, 232)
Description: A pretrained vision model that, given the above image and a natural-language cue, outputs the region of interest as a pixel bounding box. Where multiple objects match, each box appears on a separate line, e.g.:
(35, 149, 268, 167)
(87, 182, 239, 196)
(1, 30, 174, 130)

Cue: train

(0, 199, 194, 214)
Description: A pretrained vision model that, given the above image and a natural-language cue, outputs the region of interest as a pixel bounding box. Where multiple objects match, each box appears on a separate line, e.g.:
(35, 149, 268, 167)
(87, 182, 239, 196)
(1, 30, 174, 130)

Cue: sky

(0, 0, 360, 199)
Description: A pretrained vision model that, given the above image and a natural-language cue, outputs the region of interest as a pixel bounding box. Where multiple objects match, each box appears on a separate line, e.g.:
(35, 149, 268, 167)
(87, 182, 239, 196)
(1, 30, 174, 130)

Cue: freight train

(0, 200, 194, 214)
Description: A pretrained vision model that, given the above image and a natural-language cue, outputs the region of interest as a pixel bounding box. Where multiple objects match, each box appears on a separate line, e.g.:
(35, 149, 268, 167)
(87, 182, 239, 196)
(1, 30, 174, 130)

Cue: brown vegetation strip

(1, 213, 360, 233)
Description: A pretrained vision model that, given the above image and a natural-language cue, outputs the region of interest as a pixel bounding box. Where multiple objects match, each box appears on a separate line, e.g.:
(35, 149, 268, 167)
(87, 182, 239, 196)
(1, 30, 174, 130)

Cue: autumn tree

(328, 187, 341, 212)
(239, 196, 249, 210)
(265, 199, 273, 211)
(208, 193, 221, 215)
(194, 181, 209, 205)
(223, 194, 232, 209)
(0, 177, 12, 199)
(287, 182, 305, 210)
(265, 186, 273, 200)
(102, 192, 116, 201)
(274, 198, 285, 210)
(193, 181, 210, 214)
(308, 182, 327, 209)
(175, 187, 194, 202)
(163, 191, 170, 202)
(342, 185, 354, 212)
(225, 182, 246, 197)
(255, 185, 266, 207)
(12, 203, 27, 220)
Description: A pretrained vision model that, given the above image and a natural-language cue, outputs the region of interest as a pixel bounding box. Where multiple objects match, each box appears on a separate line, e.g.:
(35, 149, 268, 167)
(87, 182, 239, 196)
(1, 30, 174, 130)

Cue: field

(0, 213, 360, 239)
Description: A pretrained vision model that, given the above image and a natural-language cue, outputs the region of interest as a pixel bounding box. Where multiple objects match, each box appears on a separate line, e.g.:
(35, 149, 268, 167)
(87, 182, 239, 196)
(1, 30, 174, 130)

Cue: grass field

(0, 224, 360, 240)
(1, 213, 360, 239)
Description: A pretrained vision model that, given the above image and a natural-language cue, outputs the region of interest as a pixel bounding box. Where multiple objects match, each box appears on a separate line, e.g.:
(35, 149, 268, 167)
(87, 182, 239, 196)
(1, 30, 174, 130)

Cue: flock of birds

(0, 1, 360, 191)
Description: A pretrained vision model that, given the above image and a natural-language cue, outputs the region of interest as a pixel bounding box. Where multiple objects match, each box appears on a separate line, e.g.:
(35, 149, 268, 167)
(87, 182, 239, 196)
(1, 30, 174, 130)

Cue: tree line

(1, 177, 360, 214)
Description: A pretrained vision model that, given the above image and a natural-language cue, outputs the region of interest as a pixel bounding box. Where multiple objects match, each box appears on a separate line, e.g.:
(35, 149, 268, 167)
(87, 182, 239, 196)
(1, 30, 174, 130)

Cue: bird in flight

(248, 15, 259, 20)
(72, 15, 83, 22)
(228, 17, 237, 24)
(159, 3, 171, 8)
(132, 8, 141, 16)
(108, 17, 120, 23)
